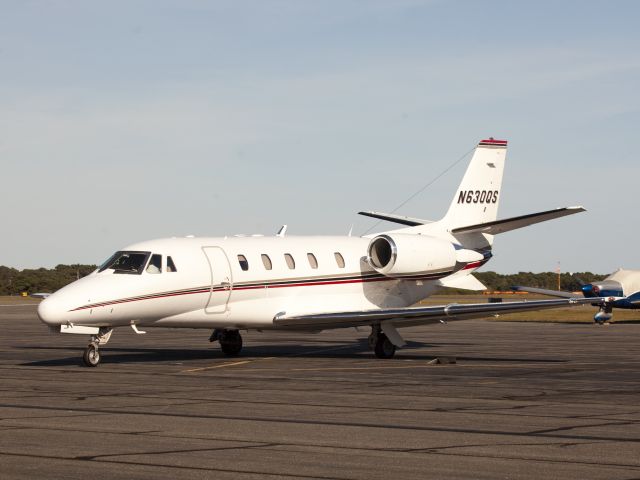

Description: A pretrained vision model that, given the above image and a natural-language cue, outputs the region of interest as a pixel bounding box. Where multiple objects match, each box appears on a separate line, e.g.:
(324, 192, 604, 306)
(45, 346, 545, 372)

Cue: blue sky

(1, 0, 639, 273)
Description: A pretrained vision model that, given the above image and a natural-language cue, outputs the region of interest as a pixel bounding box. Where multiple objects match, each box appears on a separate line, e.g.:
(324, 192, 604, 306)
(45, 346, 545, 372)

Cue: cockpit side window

(166, 256, 177, 272)
(99, 251, 151, 275)
(146, 254, 162, 274)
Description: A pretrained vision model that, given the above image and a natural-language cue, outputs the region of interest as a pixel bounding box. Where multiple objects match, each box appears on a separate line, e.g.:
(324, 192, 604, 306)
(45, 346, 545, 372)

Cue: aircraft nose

(37, 296, 66, 326)
(581, 284, 595, 297)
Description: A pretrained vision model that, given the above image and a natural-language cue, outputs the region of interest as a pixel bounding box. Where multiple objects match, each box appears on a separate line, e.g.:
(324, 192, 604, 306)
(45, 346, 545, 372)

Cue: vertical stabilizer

(441, 138, 507, 230)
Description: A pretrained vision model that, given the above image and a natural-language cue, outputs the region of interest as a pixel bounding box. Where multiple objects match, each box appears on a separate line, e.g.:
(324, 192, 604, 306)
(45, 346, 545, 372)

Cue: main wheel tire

(82, 344, 101, 367)
(374, 334, 396, 359)
(220, 331, 243, 356)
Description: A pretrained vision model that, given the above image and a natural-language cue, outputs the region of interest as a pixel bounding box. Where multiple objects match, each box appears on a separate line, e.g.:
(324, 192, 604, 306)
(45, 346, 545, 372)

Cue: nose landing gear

(83, 343, 101, 367)
(81, 328, 113, 367)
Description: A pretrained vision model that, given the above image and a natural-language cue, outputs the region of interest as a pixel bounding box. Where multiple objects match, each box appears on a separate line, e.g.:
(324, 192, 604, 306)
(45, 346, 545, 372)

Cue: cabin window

(237, 254, 249, 271)
(98, 251, 150, 275)
(261, 254, 272, 270)
(334, 252, 345, 268)
(146, 254, 162, 274)
(284, 253, 295, 269)
(166, 256, 177, 272)
(307, 253, 318, 269)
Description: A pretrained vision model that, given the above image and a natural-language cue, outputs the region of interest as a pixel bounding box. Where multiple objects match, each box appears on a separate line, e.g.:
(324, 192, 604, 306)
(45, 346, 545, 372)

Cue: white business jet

(38, 138, 605, 367)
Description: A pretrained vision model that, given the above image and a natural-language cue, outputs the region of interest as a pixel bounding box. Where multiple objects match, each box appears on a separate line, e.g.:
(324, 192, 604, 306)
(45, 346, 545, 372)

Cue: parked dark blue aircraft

(513, 268, 640, 324)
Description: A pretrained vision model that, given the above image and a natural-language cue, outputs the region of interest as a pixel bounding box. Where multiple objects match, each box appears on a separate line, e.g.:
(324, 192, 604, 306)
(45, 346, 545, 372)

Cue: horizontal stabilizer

(439, 274, 487, 291)
(511, 286, 580, 298)
(451, 207, 585, 235)
(358, 211, 431, 227)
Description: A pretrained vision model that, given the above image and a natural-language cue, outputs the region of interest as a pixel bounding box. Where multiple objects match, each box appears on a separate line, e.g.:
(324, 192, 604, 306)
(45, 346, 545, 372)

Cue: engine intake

(369, 236, 397, 270)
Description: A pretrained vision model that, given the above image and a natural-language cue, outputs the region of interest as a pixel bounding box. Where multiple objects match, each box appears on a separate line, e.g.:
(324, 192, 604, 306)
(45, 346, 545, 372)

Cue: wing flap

(273, 297, 604, 330)
(451, 207, 585, 235)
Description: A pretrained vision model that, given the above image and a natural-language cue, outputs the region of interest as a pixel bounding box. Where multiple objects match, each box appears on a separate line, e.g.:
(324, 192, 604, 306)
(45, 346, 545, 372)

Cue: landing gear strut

(368, 325, 396, 359)
(82, 328, 113, 367)
(210, 329, 243, 356)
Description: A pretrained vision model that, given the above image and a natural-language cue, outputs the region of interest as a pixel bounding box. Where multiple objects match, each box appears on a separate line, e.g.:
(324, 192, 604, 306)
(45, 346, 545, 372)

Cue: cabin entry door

(202, 246, 232, 314)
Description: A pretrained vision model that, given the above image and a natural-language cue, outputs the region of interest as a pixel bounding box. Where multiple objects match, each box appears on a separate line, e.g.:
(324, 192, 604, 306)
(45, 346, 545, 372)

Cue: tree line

(0, 265, 97, 295)
(472, 271, 607, 293)
(0, 264, 608, 296)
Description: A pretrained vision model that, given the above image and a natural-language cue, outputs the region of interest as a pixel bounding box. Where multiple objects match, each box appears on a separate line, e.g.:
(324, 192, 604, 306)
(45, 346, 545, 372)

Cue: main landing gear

(368, 325, 396, 359)
(594, 305, 613, 325)
(82, 328, 113, 367)
(209, 329, 243, 356)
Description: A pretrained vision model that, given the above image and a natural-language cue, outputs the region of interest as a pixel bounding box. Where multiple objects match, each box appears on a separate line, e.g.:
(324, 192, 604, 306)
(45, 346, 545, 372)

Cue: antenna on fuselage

(276, 225, 287, 237)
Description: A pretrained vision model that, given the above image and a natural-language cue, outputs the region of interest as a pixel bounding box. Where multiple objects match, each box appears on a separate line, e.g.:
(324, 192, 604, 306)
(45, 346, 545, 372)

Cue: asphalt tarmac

(1, 303, 639, 479)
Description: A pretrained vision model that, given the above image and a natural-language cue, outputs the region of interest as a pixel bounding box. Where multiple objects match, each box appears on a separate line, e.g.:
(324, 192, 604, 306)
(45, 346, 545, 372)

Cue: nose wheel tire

(219, 330, 243, 356)
(374, 333, 396, 359)
(82, 343, 101, 367)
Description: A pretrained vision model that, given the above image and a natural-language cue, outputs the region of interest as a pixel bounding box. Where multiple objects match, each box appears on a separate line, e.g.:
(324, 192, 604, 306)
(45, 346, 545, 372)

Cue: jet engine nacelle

(366, 233, 483, 278)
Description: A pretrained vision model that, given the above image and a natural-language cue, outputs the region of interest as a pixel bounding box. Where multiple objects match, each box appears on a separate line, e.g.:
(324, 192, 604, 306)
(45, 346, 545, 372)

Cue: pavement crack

(529, 420, 637, 435)
(3, 401, 640, 444)
(76, 443, 276, 461)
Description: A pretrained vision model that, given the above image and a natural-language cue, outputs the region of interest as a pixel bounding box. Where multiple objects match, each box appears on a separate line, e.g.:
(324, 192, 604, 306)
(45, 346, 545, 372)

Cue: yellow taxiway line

(182, 358, 275, 373)
(181, 344, 355, 374)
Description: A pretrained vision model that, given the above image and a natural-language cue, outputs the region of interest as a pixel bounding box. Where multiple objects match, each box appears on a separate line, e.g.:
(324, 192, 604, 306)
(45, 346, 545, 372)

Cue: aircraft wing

(273, 297, 603, 330)
(451, 207, 585, 235)
(511, 286, 580, 298)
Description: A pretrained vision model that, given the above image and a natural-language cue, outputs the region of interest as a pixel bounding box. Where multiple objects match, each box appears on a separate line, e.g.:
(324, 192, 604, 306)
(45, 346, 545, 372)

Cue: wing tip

(566, 205, 586, 212)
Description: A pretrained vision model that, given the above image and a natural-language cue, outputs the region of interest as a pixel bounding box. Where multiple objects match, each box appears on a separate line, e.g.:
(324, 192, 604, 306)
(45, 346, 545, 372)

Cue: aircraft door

(202, 246, 232, 314)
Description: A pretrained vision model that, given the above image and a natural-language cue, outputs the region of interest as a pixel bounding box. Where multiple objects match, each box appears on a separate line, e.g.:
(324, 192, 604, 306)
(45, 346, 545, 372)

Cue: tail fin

(369, 137, 584, 258)
(441, 138, 507, 230)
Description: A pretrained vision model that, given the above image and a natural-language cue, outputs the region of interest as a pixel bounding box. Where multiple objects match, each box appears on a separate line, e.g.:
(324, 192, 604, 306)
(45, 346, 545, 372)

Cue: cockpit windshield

(98, 251, 151, 275)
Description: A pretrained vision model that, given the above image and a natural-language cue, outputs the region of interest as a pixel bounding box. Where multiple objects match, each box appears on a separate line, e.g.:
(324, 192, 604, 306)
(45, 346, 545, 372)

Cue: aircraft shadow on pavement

(20, 343, 374, 366)
(21, 347, 217, 367)
(18, 341, 567, 366)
